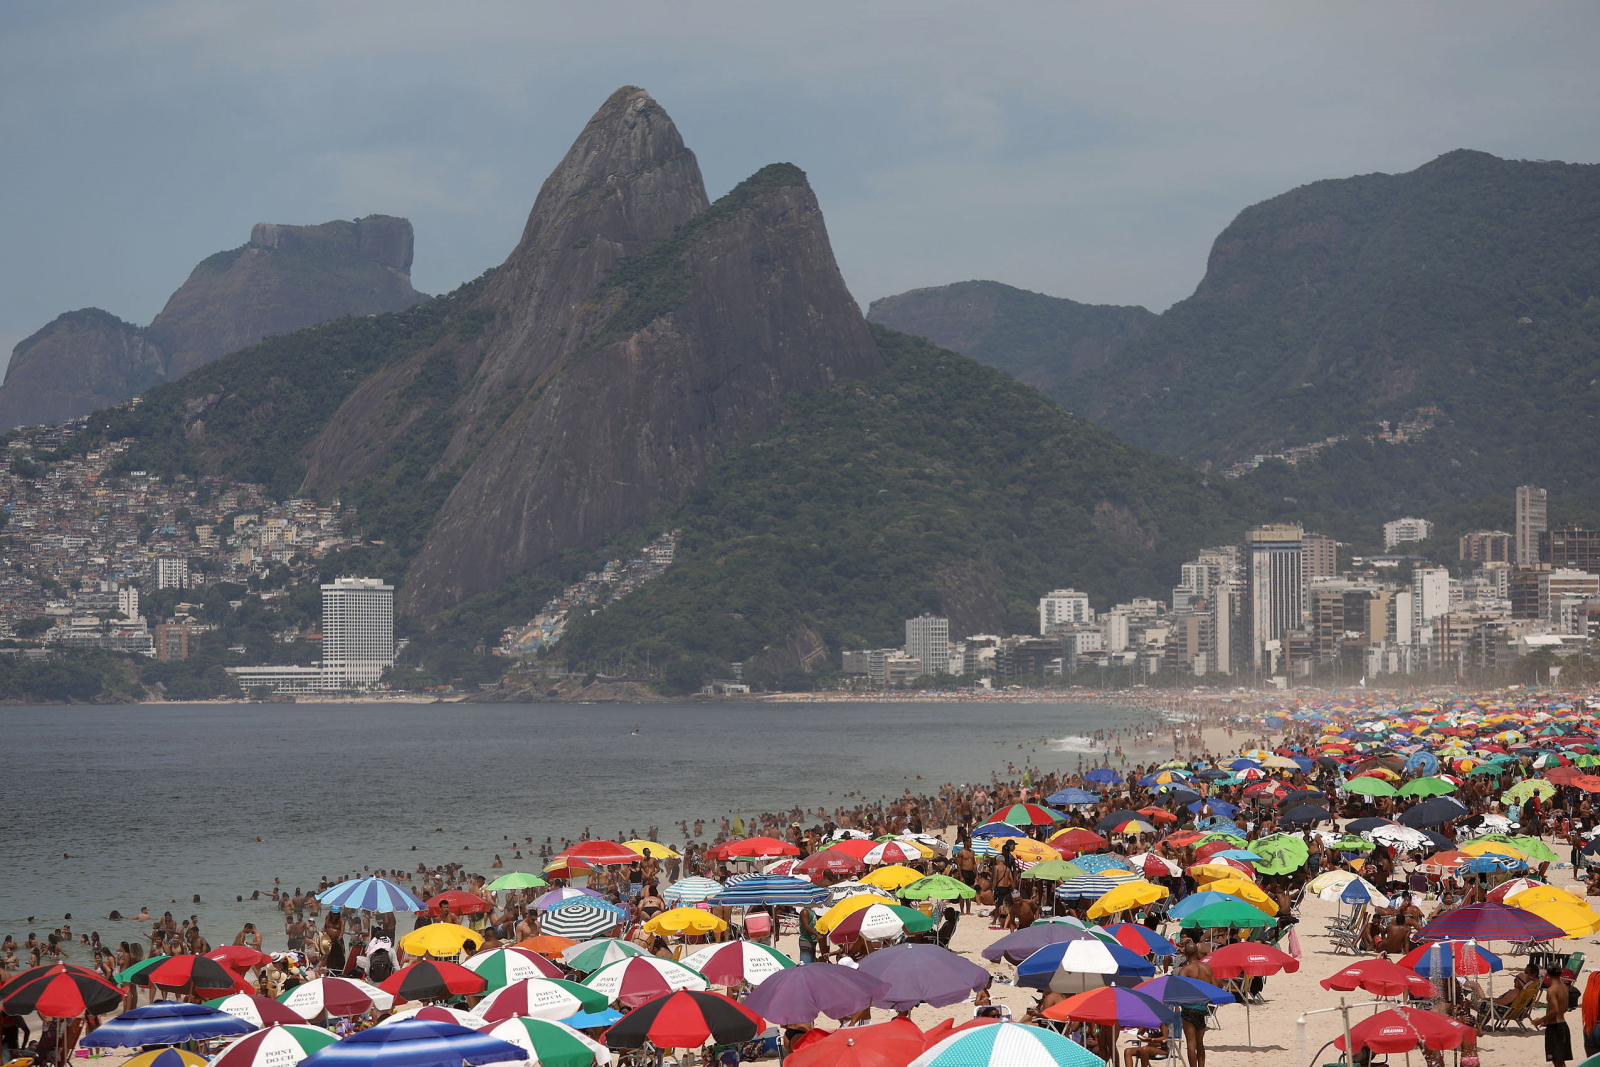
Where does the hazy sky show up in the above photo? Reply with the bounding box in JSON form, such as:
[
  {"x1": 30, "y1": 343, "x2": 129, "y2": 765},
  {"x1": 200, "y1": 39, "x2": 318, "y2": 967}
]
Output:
[{"x1": 4, "y1": 2, "x2": 1599, "y2": 368}]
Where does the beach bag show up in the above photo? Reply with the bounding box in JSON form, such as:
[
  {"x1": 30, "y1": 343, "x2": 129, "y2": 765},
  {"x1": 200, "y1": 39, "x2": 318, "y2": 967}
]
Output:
[{"x1": 1287, "y1": 925, "x2": 1302, "y2": 960}]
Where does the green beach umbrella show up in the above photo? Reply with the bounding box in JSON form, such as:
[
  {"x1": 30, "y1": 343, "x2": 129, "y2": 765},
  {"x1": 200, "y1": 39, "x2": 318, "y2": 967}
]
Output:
[
  {"x1": 1505, "y1": 836, "x2": 1560, "y2": 863},
  {"x1": 1331, "y1": 835, "x2": 1375, "y2": 852},
  {"x1": 114, "y1": 955, "x2": 171, "y2": 984},
  {"x1": 1344, "y1": 776, "x2": 1398, "y2": 797},
  {"x1": 560, "y1": 937, "x2": 648, "y2": 974},
  {"x1": 1178, "y1": 899, "x2": 1276, "y2": 929},
  {"x1": 1502, "y1": 780, "x2": 1556, "y2": 804},
  {"x1": 1195, "y1": 832, "x2": 1248, "y2": 848},
  {"x1": 899, "y1": 874, "x2": 976, "y2": 900},
  {"x1": 1250, "y1": 834, "x2": 1310, "y2": 876},
  {"x1": 478, "y1": 1017, "x2": 609, "y2": 1067},
  {"x1": 487, "y1": 872, "x2": 549, "y2": 891},
  {"x1": 1399, "y1": 778, "x2": 1457, "y2": 798},
  {"x1": 1021, "y1": 859, "x2": 1089, "y2": 881}
]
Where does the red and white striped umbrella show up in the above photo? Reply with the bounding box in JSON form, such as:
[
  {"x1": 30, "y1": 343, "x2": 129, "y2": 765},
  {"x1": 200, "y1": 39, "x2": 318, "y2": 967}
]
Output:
[
  {"x1": 582, "y1": 957, "x2": 709, "y2": 1008},
  {"x1": 276, "y1": 977, "x2": 394, "y2": 1019}
]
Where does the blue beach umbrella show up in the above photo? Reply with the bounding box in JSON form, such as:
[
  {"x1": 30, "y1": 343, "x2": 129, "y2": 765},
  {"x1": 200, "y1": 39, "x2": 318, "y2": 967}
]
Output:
[
  {"x1": 1056, "y1": 876, "x2": 1124, "y2": 899},
  {"x1": 1048, "y1": 788, "x2": 1100, "y2": 806},
  {"x1": 81, "y1": 1002, "x2": 255, "y2": 1048},
  {"x1": 296, "y1": 1020, "x2": 524, "y2": 1067},
  {"x1": 317, "y1": 878, "x2": 426, "y2": 913},
  {"x1": 1084, "y1": 768, "x2": 1123, "y2": 784},
  {"x1": 970, "y1": 822, "x2": 1027, "y2": 840},
  {"x1": 1015, "y1": 938, "x2": 1155, "y2": 993},
  {"x1": 707, "y1": 875, "x2": 827, "y2": 907},
  {"x1": 1167, "y1": 892, "x2": 1244, "y2": 921},
  {"x1": 1135, "y1": 974, "x2": 1236, "y2": 1007}
]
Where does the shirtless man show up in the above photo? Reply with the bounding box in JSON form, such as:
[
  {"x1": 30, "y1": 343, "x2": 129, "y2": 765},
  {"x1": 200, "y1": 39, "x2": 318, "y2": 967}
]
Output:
[
  {"x1": 1176, "y1": 940, "x2": 1214, "y2": 1067},
  {"x1": 1536, "y1": 967, "x2": 1574, "y2": 1067}
]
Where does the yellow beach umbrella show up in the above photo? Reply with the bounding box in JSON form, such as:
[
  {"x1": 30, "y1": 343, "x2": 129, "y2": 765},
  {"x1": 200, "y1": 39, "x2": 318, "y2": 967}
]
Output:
[
  {"x1": 124, "y1": 1052, "x2": 207, "y2": 1067},
  {"x1": 643, "y1": 907, "x2": 729, "y2": 936},
  {"x1": 1507, "y1": 885, "x2": 1586, "y2": 908},
  {"x1": 861, "y1": 865, "x2": 925, "y2": 891},
  {"x1": 1514, "y1": 901, "x2": 1600, "y2": 938},
  {"x1": 1190, "y1": 863, "x2": 1256, "y2": 884},
  {"x1": 622, "y1": 840, "x2": 682, "y2": 859},
  {"x1": 1459, "y1": 840, "x2": 1527, "y2": 860},
  {"x1": 1086, "y1": 880, "x2": 1170, "y2": 920},
  {"x1": 815, "y1": 894, "x2": 900, "y2": 933},
  {"x1": 1003, "y1": 839, "x2": 1060, "y2": 864},
  {"x1": 1203, "y1": 879, "x2": 1279, "y2": 915},
  {"x1": 400, "y1": 921, "x2": 482, "y2": 958}
]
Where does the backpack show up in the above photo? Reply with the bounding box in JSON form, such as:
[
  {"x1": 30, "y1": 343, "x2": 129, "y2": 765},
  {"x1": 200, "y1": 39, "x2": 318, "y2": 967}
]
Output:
[{"x1": 367, "y1": 947, "x2": 394, "y2": 983}]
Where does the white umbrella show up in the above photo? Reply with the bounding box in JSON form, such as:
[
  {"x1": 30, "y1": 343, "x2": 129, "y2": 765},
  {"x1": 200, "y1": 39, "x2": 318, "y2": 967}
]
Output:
[{"x1": 1365, "y1": 825, "x2": 1431, "y2": 849}]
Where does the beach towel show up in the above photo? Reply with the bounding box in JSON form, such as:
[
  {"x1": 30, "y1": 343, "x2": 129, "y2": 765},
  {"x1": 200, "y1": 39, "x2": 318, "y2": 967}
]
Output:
[{"x1": 1287, "y1": 925, "x2": 1303, "y2": 959}]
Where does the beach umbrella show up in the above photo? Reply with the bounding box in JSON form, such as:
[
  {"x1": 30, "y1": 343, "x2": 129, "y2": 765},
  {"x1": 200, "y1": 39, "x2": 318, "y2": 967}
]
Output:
[
  {"x1": 714, "y1": 835, "x2": 800, "y2": 859},
  {"x1": 1399, "y1": 777, "x2": 1458, "y2": 798},
  {"x1": 823, "y1": 902, "x2": 934, "y2": 944},
  {"x1": 1417, "y1": 902, "x2": 1566, "y2": 943},
  {"x1": 1086, "y1": 880, "x2": 1169, "y2": 919},
  {"x1": 0, "y1": 962, "x2": 125, "y2": 1017},
  {"x1": 122, "y1": 1050, "x2": 206, "y2": 1067},
  {"x1": 1486, "y1": 877, "x2": 1550, "y2": 904},
  {"x1": 1021, "y1": 859, "x2": 1089, "y2": 881},
  {"x1": 317, "y1": 877, "x2": 426, "y2": 913},
  {"x1": 1503, "y1": 779, "x2": 1557, "y2": 803},
  {"x1": 981, "y1": 924, "x2": 1098, "y2": 963},
  {"x1": 1279, "y1": 804, "x2": 1333, "y2": 825},
  {"x1": 203, "y1": 992, "x2": 309, "y2": 1027},
  {"x1": 679, "y1": 942, "x2": 794, "y2": 987},
  {"x1": 605, "y1": 990, "x2": 763, "y2": 1050},
  {"x1": 1333, "y1": 1008, "x2": 1473, "y2": 1055},
  {"x1": 556, "y1": 841, "x2": 641, "y2": 866},
  {"x1": 296, "y1": 1019, "x2": 525, "y2": 1067},
  {"x1": 1319, "y1": 877, "x2": 1385, "y2": 904},
  {"x1": 477, "y1": 1018, "x2": 609, "y2": 1067},
  {"x1": 1500, "y1": 835, "x2": 1560, "y2": 863},
  {"x1": 1134, "y1": 975, "x2": 1235, "y2": 1008},
  {"x1": 1249, "y1": 834, "x2": 1310, "y2": 875},
  {"x1": 1125, "y1": 852, "x2": 1182, "y2": 878},
  {"x1": 381, "y1": 1007, "x2": 491, "y2": 1028},
  {"x1": 1506, "y1": 898, "x2": 1600, "y2": 938},
  {"x1": 425, "y1": 890, "x2": 494, "y2": 917},
  {"x1": 786, "y1": 1017, "x2": 925, "y2": 1067},
  {"x1": 582, "y1": 957, "x2": 708, "y2": 1008},
  {"x1": 642, "y1": 907, "x2": 729, "y2": 937},
  {"x1": 561, "y1": 939, "x2": 647, "y2": 974},
  {"x1": 970, "y1": 821, "x2": 1027, "y2": 841},
  {"x1": 795, "y1": 849, "x2": 868, "y2": 877},
  {"x1": 986, "y1": 803, "x2": 1068, "y2": 826},
  {"x1": 1321, "y1": 958, "x2": 1435, "y2": 998},
  {"x1": 486, "y1": 872, "x2": 549, "y2": 891},
  {"x1": 464, "y1": 947, "x2": 563, "y2": 988},
  {"x1": 517, "y1": 935, "x2": 579, "y2": 958},
  {"x1": 1048, "y1": 828, "x2": 1110, "y2": 851},
  {"x1": 1397, "y1": 797, "x2": 1469, "y2": 827},
  {"x1": 621, "y1": 839, "x2": 680, "y2": 859},
  {"x1": 910, "y1": 1021, "x2": 1102, "y2": 1067},
  {"x1": 848, "y1": 838, "x2": 932, "y2": 864},
  {"x1": 1044, "y1": 986, "x2": 1178, "y2": 1029},
  {"x1": 974, "y1": 838, "x2": 1059, "y2": 863},
  {"x1": 707, "y1": 875, "x2": 827, "y2": 906},
  {"x1": 1398, "y1": 941, "x2": 1502, "y2": 977},
  {"x1": 1366, "y1": 825, "x2": 1432, "y2": 849},
  {"x1": 278, "y1": 977, "x2": 394, "y2": 1019},
  {"x1": 1203, "y1": 943, "x2": 1297, "y2": 1046},
  {"x1": 379, "y1": 960, "x2": 487, "y2": 1002},
  {"x1": 81, "y1": 1001, "x2": 255, "y2": 1047},
  {"x1": 534, "y1": 888, "x2": 605, "y2": 911},
  {"x1": 1177, "y1": 899, "x2": 1276, "y2": 929},
  {"x1": 899, "y1": 874, "x2": 976, "y2": 900},
  {"x1": 861, "y1": 865, "x2": 926, "y2": 891},
  {"x1": 1084, "y1": 768, "x2": 1122, "y2": 783},
  {"x1": 400, "y1": 922, "x2": 483, "y2": 958},
  {"x1": 1103, "y1": 924, "x2": 1178, "y2": 957},
  {"x1": 1344, "y1": 776, "x2": 1398, "y2": 797},
  {"x1": 1015, "y1": 938, "x2": 1155, "y2": 994},
  {"x1": 207, "y1": 1023, "x2": 341, "y2": 1067},
  {"x1": 121, "y1": 953, "x2": 247, "y2": 992},
  {"x1": 855, "y1": 943, "x2": 991, "y2": 1010},
  {"x1": 661, "y1": 877, "x2": 723, "y2": 904},
  {"x1": 541, "y1": 901, "x2": 626, "y2": 939},
  {"x1": 207, "y1": 946, "x2": 274, "y2": 974},
  {"x1": 477, "y1": 977, "x2": 609, "y2": 1022},
  {"x1": 740, "y1": 962, "x2": 888, "y2": 1025},
  {"x1": 1056, "y1": 875, "x2": 1128, "y2": 900},
  {"x1": 1198, "y1": 878, "x2": 1278, "y2": 913},
  {"x1": 1047, "y1": 788, "x2": 1100, "y2": 806},
  {"x1": 1072, "y1": 854, "x2": 1134, "y2": 874}
]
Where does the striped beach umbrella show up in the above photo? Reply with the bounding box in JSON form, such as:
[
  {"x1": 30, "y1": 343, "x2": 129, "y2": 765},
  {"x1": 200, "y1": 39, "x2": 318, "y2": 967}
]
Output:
[
  {"x1": 477, "y1": 1018, "x2": 610, "y2": 1067},
  {"x1": 0, "y1": 963, "x2": 125, "y2": 1017},
  {"x1": 821, "y1": 903, "x2": 933, "y2": 945},
  {"x1": 909, "y1": 1021, "x2": 1101, "y2": 1067},
  {"x1": 707, "y1": 875, "x2": 827, "y2": 907},
  {"x1": 378, "y1": 960, "x2": 487, "y2": 1002},
  {"x1": 208, "y1": 1024, "x2": 338, "y2": 1067},
  {"x1": 1417, "y1": 902, "x2": 1566, "y2": 943},
  {"x1": 121, "y1": 1051, "x2": 206, "y2": 1067},
  {"x1": 679, "y1": 942, "x2": 795, "y2": 987},
  {"x1": 1015, "y1": 938, "x2": 1155, "y2": 994},
  {"x1": 560, "y1": 938, "x2": 648, "y2": 974},
  {"x1": 662, "y1": 877, "x2": 723, "y2": 904},
  {"x1": 81, "y1": 1002, "x2": 255, "y2": 1048},
  {"x1": 316, "y1": 877, "x2": 426, "y2": 913},
  {"x1": 476, "y1": 978, "x2": 610, "y2": 1022},
  {"x1": 379, "y1": 1006, "x2": 491, "y2": 1029},
  {"x1": 294, "y1": 1020, "x2": 525, "y2": 1067},
  {"x1": 541, "y1": 901, "x2": 626, "y2": 939},
  {"x1": 604, "y1": 991, "x2": 763, "y2": 1050},
  {"x1": 464, "y1": 948, "x2": 562, "y2": 989},
  {"x1": 1056, "y1": 875, "x2": 1125, "y2": 899},
  {"x1": 985, "y1": 804, "x2": 1069, "y2": 826},
  {"x1": 277, "y1": 977, "x2": 395, "y2": 1019},
  {"x1": 582, "y1": 957, "x2": 708, "y2": 1008},
  {"x1": 203, "y1": 993, "x2": 308, "y2": 1027}
]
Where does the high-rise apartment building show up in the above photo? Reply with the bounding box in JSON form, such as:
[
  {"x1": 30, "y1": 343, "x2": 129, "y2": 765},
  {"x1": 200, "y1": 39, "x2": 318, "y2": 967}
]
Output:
[
  {"x1": 1459, "y1": 530, "x2": 1513, "y2": 564},
  {"x1": 1540, "y1": 526, "x2": 1600, "y2": 574},
  {"x1": 1516, "y1": 485, "x2": 1547, "y2": 566},
  {"x1": 117, "y1": 584, "x2": 140, "y2": 621},
  {"x1": 321, "y1": 577, "x2": 395, "y2": 687},
  {"x1": 1302, "y1": 533, "x2": 1338, "y2": 579},
  {"x1": 1410, "y1": 567, "x2": 1451, "y2": 638},
  {"x1": 1038, "y1": 589, "x2": 1093, "y2": 634},
  {"x1": 156, "y1": 557, "x2": 189, "y2": 590},
  {"x1": 905, "y1": 615, "x2": 950, "y2": 677},
  {"x1": 1244, "y1": 525, "x2": 1305, "y2": 671},
  {"x1": 1382, "y1": 518, "x2": 1433, "y2": 550}
]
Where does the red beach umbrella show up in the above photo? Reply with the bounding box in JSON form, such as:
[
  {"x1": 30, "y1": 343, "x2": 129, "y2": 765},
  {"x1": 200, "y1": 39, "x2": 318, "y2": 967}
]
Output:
[
  {"x1": 604, "y1": 990, "x2": 764, "y2": 1049},
  {"x1": 207, "y1": 946, "x2": 273, "y2": 973},
  {"x1": 556, "y1": 841, "x2": 640, "y2": 866},
  {"x1": 1203, "y1": 943, "x2": 1298, "y2": 978},
  {"x1": 715, "y1": 836, "x2": 801, "y2": 859},
  {"x1": 1334, "y1": 1007, "x2": 1473, "y2": 1054},
  {"x1": 785, "y1": 1017, "x2": 926, "y2": 1067},
  {"x1": 1320, "y1": 958, "x2": 1435, "y2": 998},
  {"x1": 1049, "y1": 828, "x2": 1110, "y2": 851},
  {"x1": 378, "y1": 960, "x2": 487, "y2": 1001},
  {"x1": 425, "y1": 890, "x2": 494, "y2": 916},
  {"x1": 795, "y1": 850, "x2": 867, "y2": 877},
  {"x1": 0, "y1": 963, "x2": 124, "y2": 1017}
]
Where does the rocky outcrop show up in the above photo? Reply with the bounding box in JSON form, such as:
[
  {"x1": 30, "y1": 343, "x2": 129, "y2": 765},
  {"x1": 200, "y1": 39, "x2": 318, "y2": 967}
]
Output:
[
  {"x1": 866, "y1": 280, "x2": 1153, "y2": 400},
  {"x1": 300, "y1": 88, "x2": 885, "y2": 616},
  {"x1": 0, "y1": 310, "x2": 165, "y2": 429},
  {"x1": 0, "y1": 216, "x2": 426, "y2": 431}
]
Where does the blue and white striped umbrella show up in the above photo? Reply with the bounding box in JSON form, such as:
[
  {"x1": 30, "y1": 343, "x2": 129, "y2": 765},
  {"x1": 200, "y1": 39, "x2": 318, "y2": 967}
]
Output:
[
  {"x1": 541, "y1": 901, "x2": 626, "y2": 939},
  {"x1": 81, "y1": 1002, "x2": 254, "y2": 1047},
  {"x1": 910, "y1": 1021, "x2": 1101, "y2": 1067},
  {"x1": 662, "y1": 877, "x2": 723, "y2": 904},
  {"x1": 707, "y1": 875, "x2": 827, "y2": 906},
  {"x1": 317, "y1": 877, "x2": 426, "y2": 913},
  {"x1": 1072, "y1": 854, "x2": 1133, "y2": 874},
  {"x1": 1056, "y1": 876, "x2": 1124, "y2": 899}
]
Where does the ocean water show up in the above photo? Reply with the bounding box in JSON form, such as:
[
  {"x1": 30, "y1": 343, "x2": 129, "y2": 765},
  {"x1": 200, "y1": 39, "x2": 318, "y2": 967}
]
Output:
[{"x1": 0, "y1": 700, "x2": 1152, "y2": 950}]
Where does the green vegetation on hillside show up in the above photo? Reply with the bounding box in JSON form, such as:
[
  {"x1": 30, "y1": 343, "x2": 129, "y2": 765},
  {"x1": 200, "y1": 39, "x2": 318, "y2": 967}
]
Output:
[{"x1": 549, "y1": 327, "x2": 1259, "y2": 689}]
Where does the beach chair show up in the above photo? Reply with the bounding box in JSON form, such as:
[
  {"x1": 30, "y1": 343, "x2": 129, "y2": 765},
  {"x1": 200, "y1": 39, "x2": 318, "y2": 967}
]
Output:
[{"x1": 1478, "y1": 982, "x2": 1539, "y2": 1032}]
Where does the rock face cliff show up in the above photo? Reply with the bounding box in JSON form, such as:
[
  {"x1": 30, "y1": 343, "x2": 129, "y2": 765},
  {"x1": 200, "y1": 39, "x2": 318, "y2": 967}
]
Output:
[
  {"x1": 299, "y1": 88, "x2": 884, "y2": 615},
  {"x1": 0, "y1": 216, "x2": 425, "y2": 430},
  {"x1": 866, "y1": 280, "x2": 1153, "y2": 400}
]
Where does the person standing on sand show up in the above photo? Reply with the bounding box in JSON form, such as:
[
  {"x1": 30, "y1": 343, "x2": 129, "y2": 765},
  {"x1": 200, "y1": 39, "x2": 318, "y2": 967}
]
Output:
[
  {"x1": 1537, "y1": 967, "x2": 1575, "y2": 1067},
  {"x1": 1176, "y1": 940, "x2": 1214, "y2": 1067}
]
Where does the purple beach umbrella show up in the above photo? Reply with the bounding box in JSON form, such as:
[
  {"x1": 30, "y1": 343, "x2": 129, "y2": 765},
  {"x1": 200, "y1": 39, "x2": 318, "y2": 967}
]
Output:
[
  {"x1": 854, "y1": 944, "x2": 991, "y2": 1011},
  {"x1": 981, "y1": 924, "x2": 1098, "y2": 963},
  {"x1": 740, "y1": 963, "x2": 890, "y2": 1025}
]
